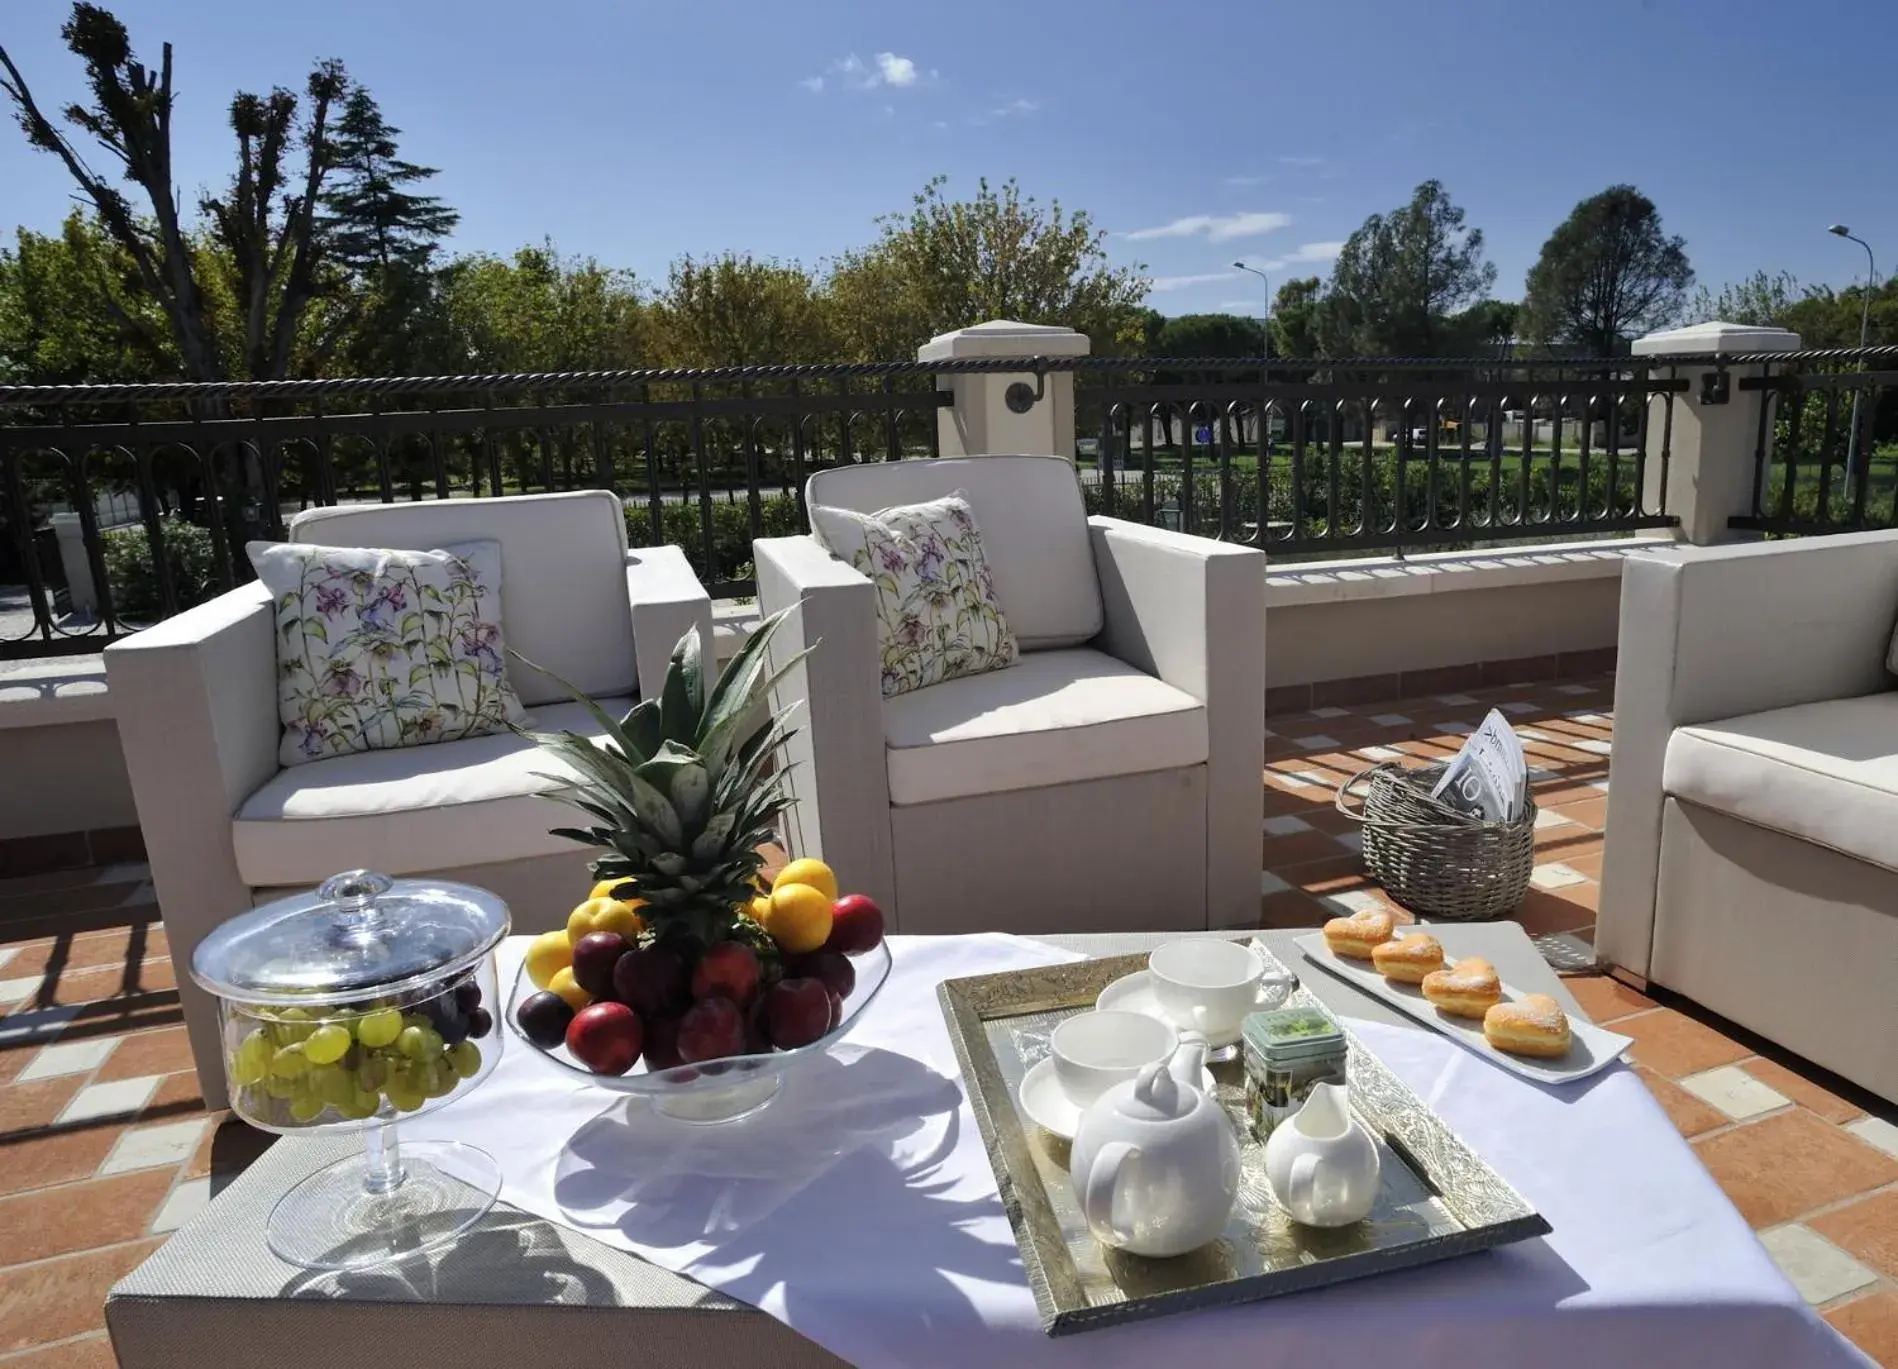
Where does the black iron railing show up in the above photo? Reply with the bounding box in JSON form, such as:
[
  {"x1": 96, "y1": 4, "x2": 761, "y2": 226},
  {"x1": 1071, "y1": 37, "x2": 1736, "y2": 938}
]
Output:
[
  {"x1": 1727, "y1": 346, "x2": 1898, "y2": 536},
  {"x1": 1, "y1": 354, "x2": 1693, "y2": 659},
  {"x1": 1074, "y1": 355, "x2": 1687, "y2": 557}
]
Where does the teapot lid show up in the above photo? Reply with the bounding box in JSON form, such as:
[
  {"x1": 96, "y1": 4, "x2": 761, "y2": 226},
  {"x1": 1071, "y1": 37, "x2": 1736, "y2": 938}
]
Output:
[{"x1": 1119, "y1": 1060, "x2": 1197, "y2": 1122}]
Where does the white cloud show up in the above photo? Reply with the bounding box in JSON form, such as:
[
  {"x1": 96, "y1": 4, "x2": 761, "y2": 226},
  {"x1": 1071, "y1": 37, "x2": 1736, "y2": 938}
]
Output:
[
  {"x1": 1125, "y1": 211, "x2": 1292, "y2": 243},
  {"x1": 1278, "y1": 155, "x2": 1325, "y2": 167},
  {"x1": 875, "y1": 52, "x2": 917, "y2": 87},
  {"x1": 992, "y1": 97, "x2": 1039, "y2": 117},
  {"x1": 1234, "y1": 241, "x2": 1345, "y2": 273},
  {"x1": 806, "y1": 52, "x2": 927, "y2": 92},
  {"x1": 1223, "y1": 174, "x2": 1268, "y2": 187},
  {"x1": 1149, "y1": 272, "x2": 1236, "y2": 292},
  {"x1": 930, "y1": 119, "x2": 950, "y2": 131},
  {"x1": 1221, "y1": 299, "x2": 1265, "y2": 314}
]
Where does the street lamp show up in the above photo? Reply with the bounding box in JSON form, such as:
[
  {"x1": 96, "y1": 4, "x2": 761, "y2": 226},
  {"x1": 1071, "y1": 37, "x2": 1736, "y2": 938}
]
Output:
[
  {"x1": 1233, "y1": 262, "x2": 1270, "y2": 360},
  {"x1": 1828, "y1": 224, "x2": 1876, "y2": 490}
]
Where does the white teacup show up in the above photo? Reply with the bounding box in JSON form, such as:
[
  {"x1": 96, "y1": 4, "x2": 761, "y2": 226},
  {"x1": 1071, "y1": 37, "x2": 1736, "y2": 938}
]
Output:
[
  {"x1": 1050, "y1": 1010, "x2": 1179, "y2": 1107},
  {"x1": 1148, "y1": 939, "x2": 1280, "y2": 1036}
]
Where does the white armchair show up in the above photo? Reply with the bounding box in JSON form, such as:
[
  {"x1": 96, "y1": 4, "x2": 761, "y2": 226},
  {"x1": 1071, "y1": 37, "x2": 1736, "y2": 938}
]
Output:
[
  {"x1": 104, "y1": 490, "x2": 712, "y2": 1106},
  {"x1": 756, "y1": 456, "x2": 1266, "y2": 936}
]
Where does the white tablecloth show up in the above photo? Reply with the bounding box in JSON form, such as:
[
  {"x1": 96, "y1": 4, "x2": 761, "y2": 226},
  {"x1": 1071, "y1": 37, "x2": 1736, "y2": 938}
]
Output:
[{"x1": 416, "y1": 934, "x2": 1864, "y2": 1369}]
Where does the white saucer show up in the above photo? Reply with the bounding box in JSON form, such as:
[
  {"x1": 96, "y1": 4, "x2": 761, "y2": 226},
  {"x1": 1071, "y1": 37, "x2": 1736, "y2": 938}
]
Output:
[
  {"x1": 1016, "y1": 1056, "x2": 1217, "y2": 1142},
  {"x1": 1094, "y1": 969, "x2": 1292, "y2": 1050}
]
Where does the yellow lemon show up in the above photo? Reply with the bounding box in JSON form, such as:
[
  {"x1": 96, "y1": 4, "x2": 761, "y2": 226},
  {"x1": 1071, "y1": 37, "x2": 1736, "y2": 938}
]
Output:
[
  {"x1": 592, "y1": 899, "x2": 645, "y2": 940},
  {"x1": 765, "y1": 882, "x2": 834, "y2": 955},
  {"x1": 547, "y1": 966, "x2": 591, "y2": 1011},
  {"x1": 746, "y1": 894, "x2": 773, "y2": 927},
  {"x1": 523, "y1": 930, "x2": 573, "y2": 990},
  {"x1": 566, "y1": 897, "x2": 613, "y2": 942},
  {"x1": 589, "y1": 877, "x2": 636, "y2": 903},
  {"x1": 773, "y1": 857, "x2": 838, "y2": 903}
]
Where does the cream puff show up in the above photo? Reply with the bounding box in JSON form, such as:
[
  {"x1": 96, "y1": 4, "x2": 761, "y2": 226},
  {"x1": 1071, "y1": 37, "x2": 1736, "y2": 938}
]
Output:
[
  {"x1": 1371, "y1": 931, "x2": 1444, "y2": 984},
  {"x1": 1322, "y1": 907, "x2": 1395, "y2": 959},
  {"x1": 1484, "y1": 994, "x2": 1573, "y2": 1058},
  {"x1": 1421, "y1": 956, "x2": 1503, "y2": 1019}
]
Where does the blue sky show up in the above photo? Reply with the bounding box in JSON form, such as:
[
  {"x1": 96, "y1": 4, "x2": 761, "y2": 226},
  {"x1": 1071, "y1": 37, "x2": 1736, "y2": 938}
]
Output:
[{"x1": 4, "y1": 0, "x2": 1892, "y2": 327}]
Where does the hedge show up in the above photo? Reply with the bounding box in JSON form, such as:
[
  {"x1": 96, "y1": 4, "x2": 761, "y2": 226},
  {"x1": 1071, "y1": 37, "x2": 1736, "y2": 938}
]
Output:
[{"x1": 100, "y1": 518, "x2": 222, "y2": 622}]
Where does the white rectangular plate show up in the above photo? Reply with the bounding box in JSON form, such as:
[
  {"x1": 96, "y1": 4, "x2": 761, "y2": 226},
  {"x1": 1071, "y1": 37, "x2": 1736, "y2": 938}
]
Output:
[{"x1": 1292, "y1": 932, "x2": 1633, "y2": 1085}]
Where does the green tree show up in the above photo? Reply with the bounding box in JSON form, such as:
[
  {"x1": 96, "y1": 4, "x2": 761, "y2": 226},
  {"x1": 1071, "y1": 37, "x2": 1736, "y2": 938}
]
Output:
[
  {"x1": 1, "y1": 3, "x2": 353, "y2": 381},
  {"x1": 0, "y1": 212, "x2": 174, "y2": 383},
  {"x1": 1268, "y1": 276, "x2": 1324, "y2": 357},
  {"x1": 825, "y1": 176, "x2": 1150, "y2": 359},
  {"x1": 1151, "y1": 313, "x2": 1261, "y2": 358},
  {"x1": 439, "y1": 243, "x2": 643, "y2": 372},
  {"x1": 1325, "y1": 180, "x2": 1495, "y2": 355},
  {"x1": 1521, "y1": 186, "x2": 1691, "y2": 355},
  {"x1": 320, "y1": 88, "x2": 456, "y2": 274},
  {"x1": 1685, "y1": 270, "x2": 1802, "y2": 327},
  {"x1": 652, "y1": 254, "x2": 833, "y2": 366},
  {"x1": 1449, "y1": 298, "x2": 1520, "y2": 356}
]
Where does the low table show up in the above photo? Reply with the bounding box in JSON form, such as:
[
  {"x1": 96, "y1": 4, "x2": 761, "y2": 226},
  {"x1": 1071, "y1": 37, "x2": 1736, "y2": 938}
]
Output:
[{"x1": 103, "y1": 927, "x2": 1832, "y2": 1369}]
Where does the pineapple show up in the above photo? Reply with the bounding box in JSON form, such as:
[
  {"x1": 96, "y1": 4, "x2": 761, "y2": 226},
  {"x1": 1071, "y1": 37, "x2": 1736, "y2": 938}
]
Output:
[{"x1": 525, "y1": 608, "x2": 809, "y2": 949}]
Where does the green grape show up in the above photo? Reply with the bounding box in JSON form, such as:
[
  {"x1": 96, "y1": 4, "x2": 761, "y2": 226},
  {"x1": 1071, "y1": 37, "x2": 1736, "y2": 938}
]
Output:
[
  {"x1": 313, "y1": 1064, "x2": 356, "y2": 1106},
  {"x1": 397, "y1": 1025, "x2": 443, "y2": 1062},
  {"x1": 269, "y1": 1041, "x2": 310, "y2": 1079},
  {"x1": 272, "y1": 1007, "x2": 315, "y2": 1046},
  {"x1": 448, "y1": 1041, "x2": 481, "y2": 1080},
  {"x1": 288, "y1": 1090, "x2": 327, "y2": 1123},
  {"x1": 356, "y1": 1008, "x2": 403, "y2": 1049},
  {"x1": 305, "y1": 1024, "x2": 352, "y2": 1066},
  {"x1": 384, "y1": 1083, "x2": 426, "y2": 1113},
  {"x1": 421, "y1": 1059, "x2": 455, "y2": 1099},
  {"x1": 231, "y1": 1029, "x2": 274, "y2": 1086},
  {"x1": 263, "y1": 1073, "x2": 297, "y2": 1100},
  {"x1": 356, "y1": 1055, "x2": 390, "y2": 1092},
  {"x1": 337, "y1": 1089, "x2": 381, "y2": 1121}
]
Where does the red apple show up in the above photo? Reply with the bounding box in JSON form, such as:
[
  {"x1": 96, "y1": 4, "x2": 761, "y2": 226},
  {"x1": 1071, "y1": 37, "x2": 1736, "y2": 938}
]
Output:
[
  {"x1": 565, "y1": 1001, "x2": 643, "y2": 1076},
  {"x1": 792, "y1": 949, "x2": 855, "y2": 1000},
  {"x1": 825, "y1": 894, "x2": 885, "y2": 956},
  {"x1": 643, "y1": 1016, "x2": 684, "y2": 1072},
  {"x1": 613, "y1": 945, "x2": 688, "y2": 1019},
  {"x1": 691, "y1": 941, "x2": 762, "y2": 1004},
  {"x1": 744, "y1": 996, "x2": 772, "y2": 1056},
  {"x1": 571, "y1": 931, "x2": 630, "y2": 999},
  {"x1": 677, "y1": 997, "x2": 747, "y2": 1063},
  {"x1": 763, "y1": 977, "x2": 834, "y2": 1050}
]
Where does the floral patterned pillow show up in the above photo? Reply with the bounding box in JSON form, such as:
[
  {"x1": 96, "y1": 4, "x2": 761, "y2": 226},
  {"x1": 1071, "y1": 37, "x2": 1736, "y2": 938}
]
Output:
[
  {"x1": 247, "y1": 539, "x2": 527, "y2": 767},
  {"x1": 809, "y1": 491, "x2": 1019, "y2": 698}
]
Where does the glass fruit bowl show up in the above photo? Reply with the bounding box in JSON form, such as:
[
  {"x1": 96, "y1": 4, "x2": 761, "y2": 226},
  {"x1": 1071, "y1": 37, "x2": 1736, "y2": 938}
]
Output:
[
  {"x1": 505, "y1": 939, "x2": 892, "y2": 1124},
  {"x1": 191, "y1": 870, "x2": 509, "y2": 1270}
]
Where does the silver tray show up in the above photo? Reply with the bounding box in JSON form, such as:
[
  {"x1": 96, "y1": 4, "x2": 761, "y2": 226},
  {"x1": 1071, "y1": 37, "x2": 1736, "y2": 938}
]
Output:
[{"x1": 938, "y1": 952, "x2": 1550, "y2": 1336}]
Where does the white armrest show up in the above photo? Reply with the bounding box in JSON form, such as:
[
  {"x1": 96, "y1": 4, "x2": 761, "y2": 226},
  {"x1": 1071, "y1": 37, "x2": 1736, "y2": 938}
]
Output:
[
  {"x1": 754, "y1": 535, "x2": 897, "y2": 919},
  {"x1": 1088, "y1": 517, "x2": 1267, "y2": 927},
  {"x1": 625, "y1": 544, "x2": 715, "y2": 698},
  {"x1": 1599, "y1": 531, "x2": 1898, "y2": 975},
  {"x1": 104, "y1": 580, "x2": 281, "y2": 1108}
]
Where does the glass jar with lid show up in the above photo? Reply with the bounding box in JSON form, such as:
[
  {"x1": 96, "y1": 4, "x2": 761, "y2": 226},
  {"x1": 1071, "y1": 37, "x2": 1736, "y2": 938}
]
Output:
[
  {"x1": 1241, "y1": 1004, "x2": 1348, "y2": 1141},
  {"x1": 190, "y1": 870, "x2": 510, "y2": 1269}
]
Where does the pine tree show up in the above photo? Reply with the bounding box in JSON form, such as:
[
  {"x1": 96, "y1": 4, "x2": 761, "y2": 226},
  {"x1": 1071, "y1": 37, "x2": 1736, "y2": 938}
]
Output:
[{"x1": 320, "y1": 88, "x2": 457, "y2": 274}]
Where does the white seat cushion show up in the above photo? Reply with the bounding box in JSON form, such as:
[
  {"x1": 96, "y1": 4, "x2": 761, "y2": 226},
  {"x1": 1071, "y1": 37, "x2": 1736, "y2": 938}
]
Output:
[
  {"x1": 291, "y1": 491, "x2": 634, "y2": 708},
  {"x1": 882, "y1": 648, "x2": 1206, "y2": 806},
  {"x1": 1663, "y1": 693, "x2": 1898, "y2": 873},
  {"x1": 808, "y1": 456, "x2": 1103, "y2": 650},
  {"x1": 233, "y1": 698, "x2": 629, "y2": 886}
]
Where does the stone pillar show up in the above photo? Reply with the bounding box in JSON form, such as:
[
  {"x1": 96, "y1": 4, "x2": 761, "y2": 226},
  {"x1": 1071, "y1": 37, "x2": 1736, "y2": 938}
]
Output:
[
  {"x1": 49, "y1": 512, "x2": 98, "y2": 614},
  {"x1": 1631, "y1": 320, "x2": 1800, "y2": 545},
  {"x1": 916, "y1": 320, "x2": 1090, "y2": 459}
]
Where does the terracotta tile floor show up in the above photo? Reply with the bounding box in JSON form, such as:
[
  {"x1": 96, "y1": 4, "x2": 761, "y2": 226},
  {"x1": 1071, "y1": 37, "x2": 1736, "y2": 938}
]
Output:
[{"x1": 0, "y1": 672, "x2": 1894, "y2": 1364}]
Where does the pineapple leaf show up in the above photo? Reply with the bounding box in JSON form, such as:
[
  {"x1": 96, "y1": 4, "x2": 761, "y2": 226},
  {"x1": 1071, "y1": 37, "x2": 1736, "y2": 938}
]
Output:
[
  {"x1": 509, "y1": 650, "x2": 648, "y2": 765},
  {"x1": 550, "y1": 827, "x2": 612, "y2": 847},
  {"x1": 622, "y1": 698, "x2": 663, "y2": 763},
  {"x1": 699, "y1": 643, "x2": 816, "y2": 781},
  {"x1": 621, "y1": 768, "x2": 685, "y2": 847},
  {"x1": 659, "y1": 626, "x2": 703, "y2": 746},
  {"x1": 691, "y1": 813, "x2": 737, "y2": 862},
  {"x1": 697, "y1": 607, "x2": 800, "y2": 765},
  {"x1": 635, "y1": 742, "x2": 712, "y2": 830}
]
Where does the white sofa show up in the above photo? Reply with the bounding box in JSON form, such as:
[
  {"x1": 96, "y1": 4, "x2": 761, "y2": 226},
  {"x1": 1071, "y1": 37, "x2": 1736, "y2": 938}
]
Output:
[
  {"x1": 755, "y1": 455, "x2": 1267, "y2": 935},
  {"x1": 1598, "y1": 530, "x2": 1898, "y2": 1102},
  {"x1": 105, "y1": 491, "x2": 712, "y2": 1107}
]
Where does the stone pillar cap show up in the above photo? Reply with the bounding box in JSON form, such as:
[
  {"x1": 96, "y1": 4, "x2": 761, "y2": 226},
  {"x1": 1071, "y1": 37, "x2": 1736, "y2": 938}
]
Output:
[
  {"x1": 917, "y1": 319, "x2": 1092, "y2": 362},
  {"x1": 1631, "y1": 320, "x2": 1802, "y2": 356}
]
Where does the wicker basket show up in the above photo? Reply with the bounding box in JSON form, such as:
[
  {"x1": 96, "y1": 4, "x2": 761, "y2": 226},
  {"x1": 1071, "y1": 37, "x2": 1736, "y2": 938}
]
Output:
[{"x1": 1334, "y1": 761, "x2": 1536, "y2": 921}]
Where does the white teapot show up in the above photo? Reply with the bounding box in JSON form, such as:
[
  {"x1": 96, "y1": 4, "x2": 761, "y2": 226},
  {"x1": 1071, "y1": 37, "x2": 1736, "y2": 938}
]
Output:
[
  {"x1": 1070, "y1": 1037, "x2": 1239, "y2": 1258},
  {"x1": 1262, "y1": 1081, "x2": 1381, "y2": 1227}
]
